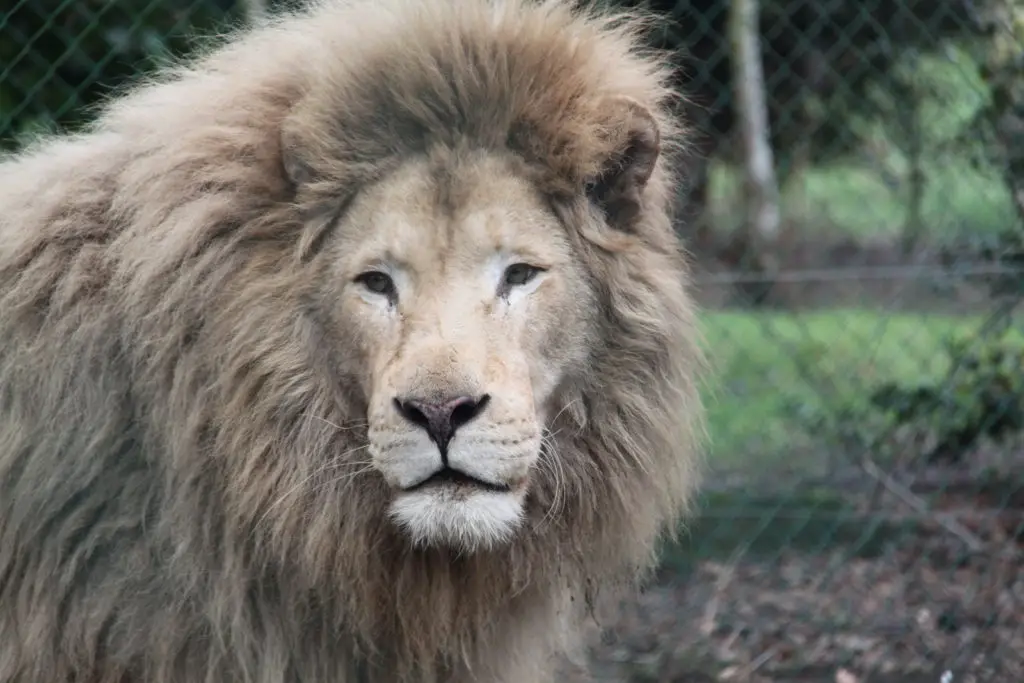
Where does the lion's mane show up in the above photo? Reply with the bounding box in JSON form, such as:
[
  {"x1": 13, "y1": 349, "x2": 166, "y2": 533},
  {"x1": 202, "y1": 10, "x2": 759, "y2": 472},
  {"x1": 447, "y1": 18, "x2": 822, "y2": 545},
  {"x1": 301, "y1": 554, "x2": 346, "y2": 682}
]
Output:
[{"x1": 0, "y1": 1, "x2": 705, "y2": 681}]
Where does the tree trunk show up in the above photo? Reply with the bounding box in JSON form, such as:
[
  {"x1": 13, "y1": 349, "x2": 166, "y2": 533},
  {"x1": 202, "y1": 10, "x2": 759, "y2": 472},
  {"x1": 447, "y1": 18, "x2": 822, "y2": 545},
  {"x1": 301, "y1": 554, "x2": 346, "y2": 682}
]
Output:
[
  {"x1": 729, "y1": 0, "x2": 781, "y2": 246},
  {"x1": 901, "y1": 85, "x2": 926, "y2": 257},
  {"x1": 728, "y1": 0, "x2": 781, "y2": 306}
]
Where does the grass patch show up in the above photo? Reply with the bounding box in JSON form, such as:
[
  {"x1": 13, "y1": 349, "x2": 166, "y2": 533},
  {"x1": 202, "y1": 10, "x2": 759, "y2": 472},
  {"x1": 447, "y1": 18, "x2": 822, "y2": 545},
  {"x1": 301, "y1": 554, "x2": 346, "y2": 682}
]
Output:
[
  {"x1": 698, "y1": 308, "x2": 1018, "y2": 471},
  {"x1": 706, "y1": 160, "x2": 1017, "y2": 243}
]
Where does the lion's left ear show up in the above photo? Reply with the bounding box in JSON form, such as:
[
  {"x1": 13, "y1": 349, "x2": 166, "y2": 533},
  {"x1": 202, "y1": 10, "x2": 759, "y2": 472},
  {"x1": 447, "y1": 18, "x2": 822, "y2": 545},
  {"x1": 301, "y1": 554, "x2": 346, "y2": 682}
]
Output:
[{"x1": 585, "y1": 97, "x2": 661, "y2": 230}]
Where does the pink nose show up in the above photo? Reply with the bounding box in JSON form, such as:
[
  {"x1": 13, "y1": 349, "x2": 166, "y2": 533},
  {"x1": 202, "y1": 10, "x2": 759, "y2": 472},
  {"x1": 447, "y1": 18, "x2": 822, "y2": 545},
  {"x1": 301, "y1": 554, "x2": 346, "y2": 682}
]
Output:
[{"x1": 392, "y1": 394, "x2": 491, "y2": 457}]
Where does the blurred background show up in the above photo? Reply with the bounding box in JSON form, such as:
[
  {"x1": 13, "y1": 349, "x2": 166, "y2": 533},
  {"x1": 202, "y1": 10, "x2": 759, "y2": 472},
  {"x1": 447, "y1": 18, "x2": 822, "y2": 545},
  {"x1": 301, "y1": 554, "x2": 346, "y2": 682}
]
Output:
[{"x1": 1, "y1": 0, "x2": 1021, "y2": 681}]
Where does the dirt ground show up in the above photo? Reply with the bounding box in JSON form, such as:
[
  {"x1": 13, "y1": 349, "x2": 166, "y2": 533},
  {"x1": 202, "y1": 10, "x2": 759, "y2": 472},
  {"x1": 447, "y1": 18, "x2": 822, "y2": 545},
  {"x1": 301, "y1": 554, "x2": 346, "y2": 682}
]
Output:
[{"x1": 561, "y1": 461, "x2": 1024, "y2": 683}]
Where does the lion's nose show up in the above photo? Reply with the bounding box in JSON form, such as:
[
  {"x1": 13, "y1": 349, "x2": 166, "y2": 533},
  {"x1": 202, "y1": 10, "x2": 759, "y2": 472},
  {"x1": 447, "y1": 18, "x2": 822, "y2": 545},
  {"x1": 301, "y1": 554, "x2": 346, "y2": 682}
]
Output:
[{"x1": 392, "y1": 394, "x2": 491, "y2": 458}]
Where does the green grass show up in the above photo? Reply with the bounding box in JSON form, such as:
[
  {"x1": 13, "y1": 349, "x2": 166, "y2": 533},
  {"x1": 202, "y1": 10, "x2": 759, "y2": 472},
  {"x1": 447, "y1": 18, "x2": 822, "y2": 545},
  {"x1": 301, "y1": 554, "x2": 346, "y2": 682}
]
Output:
[
  {"x1": 652, "y1": 307, "x2": 1016, "y2": 568},
  {"x1": 698, "y1": 308, "x2": 1017, "y2": 471},
  {"x1": 706, "y1": 160, "x2": 1018, "y2": 243}
]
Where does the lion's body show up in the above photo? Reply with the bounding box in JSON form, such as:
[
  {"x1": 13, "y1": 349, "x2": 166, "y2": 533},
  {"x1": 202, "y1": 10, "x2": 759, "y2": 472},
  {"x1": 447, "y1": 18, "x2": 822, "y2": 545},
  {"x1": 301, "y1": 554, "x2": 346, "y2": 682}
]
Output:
[{"x1": 0, "y1": 1, "x2": 704, "y2": 681}]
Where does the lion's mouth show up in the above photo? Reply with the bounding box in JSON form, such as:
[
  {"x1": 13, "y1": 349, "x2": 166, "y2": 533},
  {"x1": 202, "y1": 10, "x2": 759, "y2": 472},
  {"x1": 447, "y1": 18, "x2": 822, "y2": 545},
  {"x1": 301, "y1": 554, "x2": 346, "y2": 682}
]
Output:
[{"x1": 403, "y1": 467, "x2": 511, "y2": 494}]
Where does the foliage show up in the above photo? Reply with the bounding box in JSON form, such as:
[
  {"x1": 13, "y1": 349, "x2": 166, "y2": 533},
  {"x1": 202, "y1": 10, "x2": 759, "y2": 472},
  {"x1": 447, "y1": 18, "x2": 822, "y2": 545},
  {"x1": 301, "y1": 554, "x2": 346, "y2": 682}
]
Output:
[
  {"x1": 869, "y1": 328, "x2": 1024, "y2": 461},
  {"x1": 851, "y1": 44, "x2": 994, "y2": 177},
  {"x1": 699, "y1": 309, "x2": 995, "y2": 470},
  {"x1": 711, "y1": 33, "x2": 1016, "y2": 250},
  {"x1": 613, "y1": 0, "x2": 988, "y2": 166},
  {"x1": 971, "y1": 0, "x2": 1024, "y2": 221},
  {"x1": 0, "y1": 0, "x2": 242, "y2": 146},
  {"x1": 969, "y1": 222, "x2": 1024, "y2": 298}
]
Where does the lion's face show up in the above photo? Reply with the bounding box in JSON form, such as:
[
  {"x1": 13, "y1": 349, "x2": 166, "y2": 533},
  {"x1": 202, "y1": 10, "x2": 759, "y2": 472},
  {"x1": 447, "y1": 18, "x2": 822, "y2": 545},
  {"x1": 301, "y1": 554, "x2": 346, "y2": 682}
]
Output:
[{"x1": 322, "y1": 152, "x2": 595, "y2": 551}]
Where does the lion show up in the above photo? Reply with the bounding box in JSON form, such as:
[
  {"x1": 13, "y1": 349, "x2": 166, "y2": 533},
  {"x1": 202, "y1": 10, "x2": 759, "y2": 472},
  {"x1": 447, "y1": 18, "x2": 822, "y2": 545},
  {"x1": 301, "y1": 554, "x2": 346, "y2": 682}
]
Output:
[{"x1": 0, "y1": 0, "x2": 705, "y2": 681}]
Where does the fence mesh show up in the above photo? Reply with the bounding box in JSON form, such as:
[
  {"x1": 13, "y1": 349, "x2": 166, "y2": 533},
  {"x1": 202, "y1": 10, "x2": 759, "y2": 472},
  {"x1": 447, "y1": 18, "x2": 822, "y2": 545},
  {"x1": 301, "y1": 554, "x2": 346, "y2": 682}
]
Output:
[{"x1": 2, "y1": 0, "x2": 1022, "y2": 681}]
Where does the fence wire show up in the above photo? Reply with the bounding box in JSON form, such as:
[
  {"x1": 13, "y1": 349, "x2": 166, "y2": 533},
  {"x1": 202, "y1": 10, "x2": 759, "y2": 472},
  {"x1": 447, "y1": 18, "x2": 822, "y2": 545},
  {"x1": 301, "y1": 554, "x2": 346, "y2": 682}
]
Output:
[{"x1": 2, "y1": 1, "x2": 1022, "y2": 681}]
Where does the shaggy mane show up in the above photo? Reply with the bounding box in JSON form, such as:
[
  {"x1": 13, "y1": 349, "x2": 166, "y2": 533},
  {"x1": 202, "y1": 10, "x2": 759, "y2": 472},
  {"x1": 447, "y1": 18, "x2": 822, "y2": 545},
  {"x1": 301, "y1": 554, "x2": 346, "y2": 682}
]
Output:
[{"x1": 0, "y1": 1, "x2": 705, "y2": 681}]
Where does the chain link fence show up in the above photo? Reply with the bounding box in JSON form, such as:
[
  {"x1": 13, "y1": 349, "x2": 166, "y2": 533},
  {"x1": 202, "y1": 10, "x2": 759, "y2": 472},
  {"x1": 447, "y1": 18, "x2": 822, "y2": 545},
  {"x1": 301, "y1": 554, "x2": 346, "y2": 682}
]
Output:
[{"x1": 2, "y1": 1, "x2": 1022, "y2": 681}]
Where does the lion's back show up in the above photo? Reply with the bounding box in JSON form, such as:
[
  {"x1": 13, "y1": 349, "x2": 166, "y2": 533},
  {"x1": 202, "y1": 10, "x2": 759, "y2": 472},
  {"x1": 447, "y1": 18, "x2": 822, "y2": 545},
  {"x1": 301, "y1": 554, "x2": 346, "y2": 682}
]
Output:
[
  {"x1": 0, "y1": 125, "x2": 160, "y2": 683},
  {"x1": 0, "y1": 9, "x2": 332, "y2": 677}
]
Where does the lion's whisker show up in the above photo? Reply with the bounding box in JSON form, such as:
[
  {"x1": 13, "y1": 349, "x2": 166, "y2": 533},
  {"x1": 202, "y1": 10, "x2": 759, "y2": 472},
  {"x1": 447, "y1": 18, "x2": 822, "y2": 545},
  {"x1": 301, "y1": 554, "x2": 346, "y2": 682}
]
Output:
[
  {"x1": 313, "y1": 465, "x2": 379, "y2": 491},
  {"x1": 305, "y1": 414, "x2": 369, "y2": 433},
  {"x1": 252, "y1": 444, "x2": 374, "y2": 533},
  {"x1": 547, "y1": 398, "x2": 582, "y2": 432},
  {"x1": 535, "y1": 433, "x2": 568, "y2": 532}
]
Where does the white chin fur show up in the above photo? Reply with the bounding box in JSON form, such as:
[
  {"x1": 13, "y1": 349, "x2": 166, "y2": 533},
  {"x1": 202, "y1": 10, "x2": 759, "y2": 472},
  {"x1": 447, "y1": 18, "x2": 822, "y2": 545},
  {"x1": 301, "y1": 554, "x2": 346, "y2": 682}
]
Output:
[{"x1": 388, "y1": 489, "x2": 525, "y2": 552}]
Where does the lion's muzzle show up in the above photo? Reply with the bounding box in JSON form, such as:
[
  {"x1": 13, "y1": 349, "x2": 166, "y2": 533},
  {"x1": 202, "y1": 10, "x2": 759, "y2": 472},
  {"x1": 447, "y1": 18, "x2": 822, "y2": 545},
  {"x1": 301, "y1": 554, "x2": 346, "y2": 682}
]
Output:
[
  {"x1": 390, "y1": 392, "x2": 516, "y2": 492},
  {"x1": 369, "y1": 388, "x2": 541, "y2": 551}
]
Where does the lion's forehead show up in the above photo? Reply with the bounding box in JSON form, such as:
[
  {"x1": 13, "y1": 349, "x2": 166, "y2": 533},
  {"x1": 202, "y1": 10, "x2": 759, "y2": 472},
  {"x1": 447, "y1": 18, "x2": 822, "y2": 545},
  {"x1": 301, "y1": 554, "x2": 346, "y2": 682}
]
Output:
[{"x1": 338, "y1": 154, "x2": 572, "y2": 284}]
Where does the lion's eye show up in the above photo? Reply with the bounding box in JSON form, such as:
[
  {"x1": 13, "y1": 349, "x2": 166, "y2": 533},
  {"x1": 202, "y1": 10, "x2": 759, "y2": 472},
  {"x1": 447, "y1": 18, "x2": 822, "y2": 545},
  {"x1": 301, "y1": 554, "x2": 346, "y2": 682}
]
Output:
[
  {"x1": 354, "y1": 271, "x2": 396, "y2": 298},
  {"x1": 503, "y1": 263, "x2": 542, "y2": 288}
]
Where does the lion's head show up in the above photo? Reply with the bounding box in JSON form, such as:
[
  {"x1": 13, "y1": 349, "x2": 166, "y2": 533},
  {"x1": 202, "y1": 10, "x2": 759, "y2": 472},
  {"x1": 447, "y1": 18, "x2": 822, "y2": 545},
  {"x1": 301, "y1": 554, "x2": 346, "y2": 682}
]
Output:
[
  {"x1": 332, "y1": 153, "x2": 595, "y2": 550},
  {"x1": 198, "y1": 0, "x2": 708, "y2": 574}
]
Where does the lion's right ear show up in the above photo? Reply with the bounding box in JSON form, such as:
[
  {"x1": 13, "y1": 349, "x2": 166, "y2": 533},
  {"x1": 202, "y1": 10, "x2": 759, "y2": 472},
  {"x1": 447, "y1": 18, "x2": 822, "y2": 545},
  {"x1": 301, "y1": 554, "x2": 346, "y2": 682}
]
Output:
[{"x1": 585, "y1": 97, "x2": 661, "y2": 231}]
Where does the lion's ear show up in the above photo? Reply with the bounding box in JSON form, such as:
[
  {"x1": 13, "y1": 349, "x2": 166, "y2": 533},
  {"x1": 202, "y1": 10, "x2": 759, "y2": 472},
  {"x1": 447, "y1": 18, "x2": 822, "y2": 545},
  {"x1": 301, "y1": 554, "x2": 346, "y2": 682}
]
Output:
[{"x1": 585, "y1": 97, "x2": 661, "y2": 230}]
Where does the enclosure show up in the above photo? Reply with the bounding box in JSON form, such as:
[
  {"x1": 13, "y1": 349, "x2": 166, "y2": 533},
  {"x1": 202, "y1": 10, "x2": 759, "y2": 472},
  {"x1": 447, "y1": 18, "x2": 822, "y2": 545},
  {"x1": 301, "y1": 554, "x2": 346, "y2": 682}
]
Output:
[{"x1": 2, "y1": 0, "x2": 1021, "y2": 681}]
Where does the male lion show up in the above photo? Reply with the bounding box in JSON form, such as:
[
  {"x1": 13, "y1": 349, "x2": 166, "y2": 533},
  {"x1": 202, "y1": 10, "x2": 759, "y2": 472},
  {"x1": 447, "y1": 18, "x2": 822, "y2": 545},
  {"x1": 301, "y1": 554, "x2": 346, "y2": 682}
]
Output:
[{"x1": 0, "y1": 0, "x2": 705, "y2": 681}]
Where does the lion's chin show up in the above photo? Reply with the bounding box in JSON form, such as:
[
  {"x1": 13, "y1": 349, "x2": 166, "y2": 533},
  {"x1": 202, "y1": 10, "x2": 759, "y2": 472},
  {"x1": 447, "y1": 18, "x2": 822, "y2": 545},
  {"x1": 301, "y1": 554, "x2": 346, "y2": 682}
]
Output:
[{"x1": 387, "y1": 487, "x2": 526, "y2": 553}]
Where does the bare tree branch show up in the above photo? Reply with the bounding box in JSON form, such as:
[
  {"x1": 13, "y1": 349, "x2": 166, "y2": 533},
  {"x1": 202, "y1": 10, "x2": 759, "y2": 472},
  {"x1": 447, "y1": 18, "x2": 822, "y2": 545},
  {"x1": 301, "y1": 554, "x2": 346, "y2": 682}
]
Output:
[{"x1": 860, "y1": 456, "x2": 987, "y2": 554}]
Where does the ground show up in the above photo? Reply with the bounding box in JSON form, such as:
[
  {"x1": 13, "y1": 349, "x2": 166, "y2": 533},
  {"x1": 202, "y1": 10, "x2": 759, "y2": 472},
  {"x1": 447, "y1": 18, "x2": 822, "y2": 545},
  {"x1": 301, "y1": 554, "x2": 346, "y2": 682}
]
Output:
[{"x1": 565, "y1": 452, "x2": 1024, "y2": 683}]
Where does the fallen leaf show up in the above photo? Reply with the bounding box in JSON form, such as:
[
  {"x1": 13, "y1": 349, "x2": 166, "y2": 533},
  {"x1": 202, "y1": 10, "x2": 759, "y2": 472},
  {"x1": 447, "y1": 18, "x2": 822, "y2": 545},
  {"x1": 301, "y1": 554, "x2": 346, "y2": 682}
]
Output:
[{"x1": 835, "y1": 668, "x2": 860, "y2": 683}]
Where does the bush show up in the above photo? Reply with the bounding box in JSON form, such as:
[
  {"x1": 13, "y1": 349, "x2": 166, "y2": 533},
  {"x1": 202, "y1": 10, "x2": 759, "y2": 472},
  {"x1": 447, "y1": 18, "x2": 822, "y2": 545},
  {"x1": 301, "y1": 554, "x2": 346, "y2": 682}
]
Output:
[
  {"x1": 1, "y1": 0, "x2": 241, "y2": 146},
  {"x1": 869, "y1": 328, "x2": 1024, "y2": 462}
]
